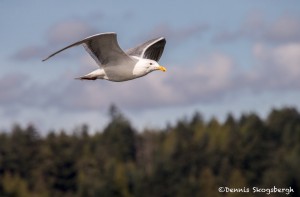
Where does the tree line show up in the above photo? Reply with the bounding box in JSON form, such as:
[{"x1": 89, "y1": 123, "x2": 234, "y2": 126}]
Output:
[{"x1": 0, "y1": 106, "x2": 299, "y2": 197}]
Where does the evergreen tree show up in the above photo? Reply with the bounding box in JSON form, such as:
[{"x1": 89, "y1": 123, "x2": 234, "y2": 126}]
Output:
[{"x1": 102, "y1": 104, "x2": 136, "y2": 162}]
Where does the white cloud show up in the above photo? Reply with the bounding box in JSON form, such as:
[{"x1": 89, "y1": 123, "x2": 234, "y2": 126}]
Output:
[
  {"x1": 272, "y1": 43, "x2": 300, "y2": 75},
  {"x1": 12, "y1": 46, "x2": 46, "y2": 61},
  {"x1": 0, "y1": 73, "x2": 30, "y2": 104},
  {"x1": 47, "y1": 20, "x2": 97, "y2": 44},
  {"x1": 252, "y1": 42, "x2": 300, "y2": 89},
  {"x1": 12, "y1": 20, "x2": 97, "y2": 61},
  {"x1": 213, "y1": 13, "x2": 300, "y2": 44},
  {"x1": 138, "y1": 23, "x2": 209, "y2": 46},
  {"x1": 265, "y1": 16, "x2": 300, "y2": 43}
]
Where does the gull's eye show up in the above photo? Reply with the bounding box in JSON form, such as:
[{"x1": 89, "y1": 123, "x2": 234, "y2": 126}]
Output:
[{"x1": 150, "y1": 62, "x2": 153, "y2": 65}]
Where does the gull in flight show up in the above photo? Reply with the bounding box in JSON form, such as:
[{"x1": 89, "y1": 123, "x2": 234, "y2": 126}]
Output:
[{"x1": 43, "y1": 32, "x2": 167, "y2": 82}]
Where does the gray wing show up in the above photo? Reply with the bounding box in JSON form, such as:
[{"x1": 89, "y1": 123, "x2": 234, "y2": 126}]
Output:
[
  {"x1": 126, "y1": 37, "x2": 166, "y2": 61},
  {"x1": 42, "y1": 32, "x2": 134, "y2": 66}
]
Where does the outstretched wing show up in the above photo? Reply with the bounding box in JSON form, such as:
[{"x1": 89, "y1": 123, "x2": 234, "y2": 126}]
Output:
[
  {"x1": 126, "y1": 37, "x2": 166, "y2": 61},
  {"x1": 42, "y1": 32, "x2": 134, "y2": 66}
]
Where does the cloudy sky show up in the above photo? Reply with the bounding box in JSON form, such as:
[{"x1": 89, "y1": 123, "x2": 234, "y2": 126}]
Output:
[{"x1": 1, "y1": 0, "x2": 300, "y2": 133}]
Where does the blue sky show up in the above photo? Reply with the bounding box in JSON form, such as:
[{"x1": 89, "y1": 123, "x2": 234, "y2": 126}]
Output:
[{"x1": 1, "y1": 0, "x2": 300, "y2": 133}]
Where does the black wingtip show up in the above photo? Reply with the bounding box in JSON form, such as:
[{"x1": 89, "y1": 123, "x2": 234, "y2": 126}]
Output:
[{"x1": 42, "y1": 56, "x2": 50, "y2": 62}]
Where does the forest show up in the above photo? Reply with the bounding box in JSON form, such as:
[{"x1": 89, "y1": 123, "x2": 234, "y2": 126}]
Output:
[{"x1": 0, "y1": 106, "x2": 299, "y2": 197}]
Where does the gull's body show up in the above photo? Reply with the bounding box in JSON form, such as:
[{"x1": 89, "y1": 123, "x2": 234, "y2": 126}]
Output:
[{"x1": 43, "y1": 32, "x2": 167, "y2": 82}]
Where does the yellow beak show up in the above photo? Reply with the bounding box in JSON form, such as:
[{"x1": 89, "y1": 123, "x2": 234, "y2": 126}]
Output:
[{"x1": 158, "y1": 65, "x2": 167, "y2": 72}]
